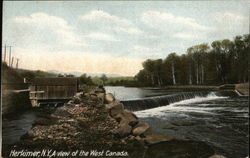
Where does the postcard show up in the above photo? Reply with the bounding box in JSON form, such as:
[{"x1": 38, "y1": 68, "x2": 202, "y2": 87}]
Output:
[{"x1": 1, "y1": 1, "x2": 249, "y2": 158}]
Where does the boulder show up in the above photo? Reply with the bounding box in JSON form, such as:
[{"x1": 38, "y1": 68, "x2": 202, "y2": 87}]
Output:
[
  {"x1": 97, "y1": 93, "x2": 105, "y2": 101},
  {"x1": 144, "y1": 133, "x2": 175, "y2": 145},
  {"x1": 33, "y1": 118, "x2": 53, "y2": 126},
  {"x1": 135, "y1": 136, "x2": 145, "y2": 145},
  {"x1": 105, "y1": 101, "x2": 124, "y2": 117},
  {"x1": 132, "y1": 122, "x2": 150, "y2": 136},
  {"x1": 75, "y1": 92, "x2": 84, "y2": 98},
  {"x1": 95, "y1": 85, "x2": 106, "y2": 93},
  {"x1": 115, "y1": 121, "x2": 132, "y2": 137},
  {"x1": 72, "y1": 96, "x2": 81, "y2": 104},
  {"x1": 105, "y1": 93, "x2": 115, "y2": 103},
  {"x1": 115, "y1": 110, "x2": 138, "y2": 127}
]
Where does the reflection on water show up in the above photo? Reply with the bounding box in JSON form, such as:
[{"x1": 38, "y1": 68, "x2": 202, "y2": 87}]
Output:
[
  {"x1": 2, "y1": 111, "x2": 37, "y2": 145},
  {"x1": 2, "y1": 108, "x2": 56, "y2": 148},
  {"x1": 105, "y1": 86, "x2": 172, "y2": 100}
]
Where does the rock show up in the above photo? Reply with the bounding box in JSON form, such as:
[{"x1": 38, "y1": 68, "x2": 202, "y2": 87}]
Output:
[
  {"x1": 135, "y1": 136, "x2": 145, "y2": 145},
  {"x1": 115, "y1": 121, "x2": 132, "y2": 137},
  {"x1": 75, "y1": 92, "x2": 84, "y2": 98},
  {"x1": 105, "y1": 93, "x2": 115, "y2": 103},
  {"x1": 95, "y1": 85, "x2": 106, "y2": 93},
  {"x1": 48, "y1": 135, "x2": 53, "y2": 139},
  {"x1": 132, "y1": 122, "x2": 150, "y2": 136},
  {"x1": 97, "y1": 93, "x2": 105, "y2": 101},
  {"x1": 53, "y1": 107, "x2": 72, "y2": 117},
  {"x1": 90, "y1": 94, "x2": 98, "y2": 100},
  {"x1": 115, "y1": 110, "x2": 138, "y2": 127},
  {"x1": 105, "y1": 101, "x2": 124, "y2": 117},
  {"x1": 209, "y1": 155, "x2": 227, "y2": 158},
  {"x1": 33, "y1": 118, "x2": 53, "y2": 125},
  {"x1": 144, "y1": 133, "x2": 175, "y2": 145},
  {"x1": 72, "y1": 96, "x2": 81, "y2": 104},
  {"x1": 67, "y1": 100, "x2": 74, "y2": 105},
  {"x1": 135, "y1": 136, "x2": 142, "y2": 141}
]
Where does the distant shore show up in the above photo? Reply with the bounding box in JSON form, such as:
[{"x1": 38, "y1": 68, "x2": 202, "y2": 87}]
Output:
[{"x1": 131, "y1": 83, "x2": 249, "y2": 95}]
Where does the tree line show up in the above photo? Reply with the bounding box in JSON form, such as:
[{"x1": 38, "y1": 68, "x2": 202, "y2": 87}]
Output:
[{"x1": 135, "y1": 34, "x2": 249, "y2": 87}]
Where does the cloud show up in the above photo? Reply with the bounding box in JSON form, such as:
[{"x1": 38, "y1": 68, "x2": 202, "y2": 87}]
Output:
[
  {"x1": 208, "y1": 11, "x2": 248, "y2": 39},
  {"x1": 13, "y1": 12, "x2": 86, "y2": 47},
  {"x1": 79, "y1": 10, "x2": 131, "y2": 26},
  {"x1": 114, "y1": 27, "x2": 144, "y2": 35},
  {"x1": 133, "y1": 45, "x2": 153, "y2": 53},
  {"x1": 85, "y1": 33, "x2": 120, "y2": 41},
  {"x1": 80, "y1": 10, "x2": 147, "y2": 37},
  {"x1": 214, "y1": 12, "x2": 247, "y2": 23},
  {"x1": 141, "y1": 11, "x2": 212, "y2": 31},
  {"x1": 173, "y1": 32, "x2": 201, "y2": 39},
  {"x1": 131, "y1": 45, "x2": 163, "y2": 59}
]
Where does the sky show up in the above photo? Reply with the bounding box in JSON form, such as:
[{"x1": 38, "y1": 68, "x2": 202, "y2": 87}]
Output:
[{"x1": 2, "y1": 0, "x2": 249, "y2": 76}]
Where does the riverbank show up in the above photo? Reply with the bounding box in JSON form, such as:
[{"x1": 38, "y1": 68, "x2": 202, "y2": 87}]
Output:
[
  {"x1": 137, "y1": 83, "x2": 249, "y2": 95},
  {"x1": 3, "y1": 87, "x2": 221, "y2": 158}
]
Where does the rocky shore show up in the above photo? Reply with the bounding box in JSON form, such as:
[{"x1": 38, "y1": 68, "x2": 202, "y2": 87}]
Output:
[{"x1": 6, "y1": 87, "x2": 225, "y2": 158}]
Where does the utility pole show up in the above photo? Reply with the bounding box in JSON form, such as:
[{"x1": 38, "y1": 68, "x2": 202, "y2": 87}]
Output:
[
  {"x1": 9, "y1": 46, "x2": 12, "y2": 66},
  {"x1": 11, "y1": 57, "x2": 14, "y2": 68},
  {"x1": 3, "y1": 45, "x2": 7, "y2": 62},
  {"x1": 16, "y1": 58, "x2": 19, "y2": 69}
]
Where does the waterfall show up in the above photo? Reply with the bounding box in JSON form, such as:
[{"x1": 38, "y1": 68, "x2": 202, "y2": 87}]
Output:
[{"x1": 121, "y1": 90, "x2": 239, "y2": 111}]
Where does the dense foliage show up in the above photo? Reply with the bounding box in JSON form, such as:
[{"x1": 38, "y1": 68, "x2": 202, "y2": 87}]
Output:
[{"x1": 135, "y1": 34, "x2": 249, "y2": 86}]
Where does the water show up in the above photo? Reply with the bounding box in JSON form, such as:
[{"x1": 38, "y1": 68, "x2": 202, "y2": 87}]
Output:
[
  {"x1": 2, "y1": 86, "x2": 249, "y2": 158},
  {"x1": 107, "y1": 86, "x2": 249, "y2": 158},
  {"x1": 105, "y1": 86, "x2": 173, "y2": 100},
  {"x1": 2, "y1": 107, "x2": 56, "y2": 150},
  {"x1": 2, "y1": 111, "x2": 37, "y2": 145}
]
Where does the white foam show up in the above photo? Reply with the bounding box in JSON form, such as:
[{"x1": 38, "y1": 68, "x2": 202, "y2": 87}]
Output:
[
  {"x1": 135, "y1": 93, "x2": 227, "y2": 118},
  {"x1": 234, "y1": 90, "x2": 242, "y2": 96}
]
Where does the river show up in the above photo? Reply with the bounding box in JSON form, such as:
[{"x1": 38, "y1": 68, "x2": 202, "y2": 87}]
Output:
[
  {"x1": 105, "y1": 86, "x2": 249, "y2": 158},
  {"x1": 2, "y1": 86, "x2": 249, "y2": 158}
]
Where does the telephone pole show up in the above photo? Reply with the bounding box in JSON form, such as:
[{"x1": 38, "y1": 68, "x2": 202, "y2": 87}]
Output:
[
  {"x1": 9, "y1": 46, "x2": 12, "y2": 66},
  {"x1": 16, "y1": 58, "x2": 19, "y2": 69},
  {"x1": 3, "y1": 45, "x2": 7, "y2": 62},
  {"x1": 11, "y1": 57, "x2": 14, "y2": 68}
]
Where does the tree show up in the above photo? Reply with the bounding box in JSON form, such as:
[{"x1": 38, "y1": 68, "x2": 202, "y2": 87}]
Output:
[
  {"x1": 100, "y1": 74, "x2": 108, "y2": 85},
  {"x1": 20, "y1": 71, "x2": 35, "y2": 81},
  {"x1": 135, "y1": 34, "x2": 249, "y2": 86},
  {"x1": 79, "y1": 73, "x2": 93, "y2": 85},
  {"x1": 142, "y1": 59, "x2": 156, "y2": 86},
  {"x1": 165, "y1": 53, "x2": 178, "y2": 85}
]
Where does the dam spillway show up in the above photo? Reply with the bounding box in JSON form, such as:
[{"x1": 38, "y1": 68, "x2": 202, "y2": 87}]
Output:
[{"x1": 121, "y1": 90, "x2": 240, "y2": 111}]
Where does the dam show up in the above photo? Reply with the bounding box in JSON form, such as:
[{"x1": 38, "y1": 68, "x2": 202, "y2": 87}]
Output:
[{"x1": 121, "y1": 90, "x2": 241, "y2": 111}]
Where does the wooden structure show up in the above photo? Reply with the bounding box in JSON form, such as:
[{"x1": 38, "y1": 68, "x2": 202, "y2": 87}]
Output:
[{"x1": 29, "y1": 77, "x2": 78, "y2": 107}]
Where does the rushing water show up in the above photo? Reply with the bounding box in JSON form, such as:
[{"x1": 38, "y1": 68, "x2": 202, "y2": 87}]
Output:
[
  {"x1": 106, "y1": 87, "x2": 249, "y2": 158},
  {"x1": 2, "y1": 86, "x2": 249, "y2": 158}
]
